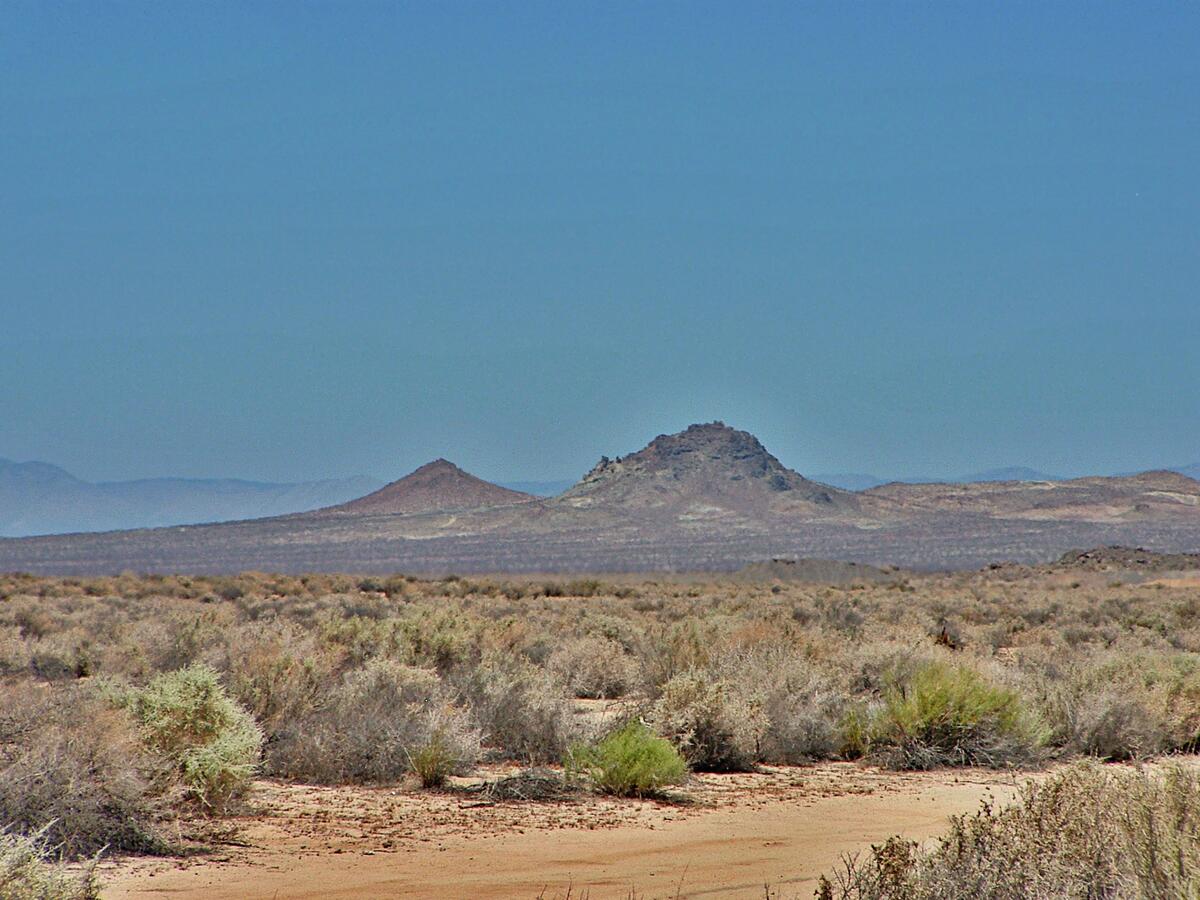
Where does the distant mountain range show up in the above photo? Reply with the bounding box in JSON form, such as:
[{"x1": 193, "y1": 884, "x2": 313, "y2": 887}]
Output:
[
  {"x1": 499, "y1": 480, "x2": 576, "y2": 497},
  {"x1": 6, "y1": 452, "x2": 1195, "y2": 539},
  {"x1": 813, "y1": 467, "x2": 1067, "y2": 490},
  {"x1": 0, "y1": 458, "x2": 383, "y2": 537},
  {"x1": 2, "y1": 422, "x2": 1198, "y2": 574},
  {"x1": 814, "y1": 465, "x2": 1200, "y2": 491}
]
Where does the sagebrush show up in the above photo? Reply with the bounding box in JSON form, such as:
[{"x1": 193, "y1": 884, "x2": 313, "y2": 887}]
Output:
[{"x1": 817, "y1": 762, "x2": 1200, "y2": 899}]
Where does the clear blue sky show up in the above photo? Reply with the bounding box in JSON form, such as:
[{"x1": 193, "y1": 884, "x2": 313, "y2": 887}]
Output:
[{"x1": 3, "y1": 2, "x2": 1198, "y2": 484}]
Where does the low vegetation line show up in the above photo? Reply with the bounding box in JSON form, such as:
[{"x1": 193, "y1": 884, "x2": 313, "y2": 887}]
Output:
[{"x1": 2, "y1": 562, "x2": 1200, "y2": 894}]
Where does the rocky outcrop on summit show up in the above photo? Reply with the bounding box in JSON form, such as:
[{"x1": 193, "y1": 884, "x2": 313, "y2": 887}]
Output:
[
  {"x1": 555, "y1": 422, "x2": 857, "y2": 518},
  {"x1": 322, "y1": 459, "x2": 534, "y2": 517}
]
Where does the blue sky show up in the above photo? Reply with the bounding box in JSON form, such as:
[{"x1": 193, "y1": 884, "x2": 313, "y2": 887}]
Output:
[{"x1": 3, "y1": 2, "x2": 1198, "y2": 484}]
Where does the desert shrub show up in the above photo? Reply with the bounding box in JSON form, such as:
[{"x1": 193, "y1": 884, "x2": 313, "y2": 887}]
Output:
[
  {"x1": 407, "y1": 703, "x2": 483, "y2": 788},
  {"x1": 154, "y1": 611, "x2": 231, "y2": 673},
  {"x1": 817, "y1": 763, "x2": 1200, "y2": 900},
  {"x1": 1043, "y1": 651, "x2": 1200, "y2": 759},
  {"x1": 566, "y1": 720, "x2": 687, "y2": 797},
  {"x1": 634, "y1": 621, "x2": 717, "y2": 693},
  {"x1": 842, "y1": 641, "x2": 936, "y2": 698},
  {"x1": 836, "y1": 704, "x2": 874, "y2": 760},
  {"x1": 116, "y1": 665, "x2": 263, "y2": 812},
  {"x1": 719, "y1": 647, "x2": 848, "y2": 763},
  {"x1": 458, "y1": 652, "x2": 573, "y2": 763},
  {"x1": 399, "y1": 611, "x2": 478, "y2": 673},
  {"x1": 316, "y1": 613, "x2": 411, "y2": 665},
  {"x1": 216, "y1": 620, "x2": 332, "y2": 734},
  {"x1": 651, "y1": 670, "x2": 767, "y2": 771},
  {"x1": 547, "y1": 636, "x2": 638, "y2": 699},
  {"x1": 0, "y1": 683, "x2": 175, "y2": 856},
  {"x1": 1053, "y1": 682, "x2": 1162, "y2": 761},
  {"x1": 0, "y1": 827, "x2": 100, "y2": 900},
  {"x1": 0, "y1": 626, "x2": 31, "y2": 675},
  {"x1": 406, "y1": 737, "x2": 456, "y2": 789},
  {"x1": 268, "y1": 659, "x2": 479, "y2": 784},
  {"x1": 868, "y1": 660, "x2": 1046, "y2": 769}
]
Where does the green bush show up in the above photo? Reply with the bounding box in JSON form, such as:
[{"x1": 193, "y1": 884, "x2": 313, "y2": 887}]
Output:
[
  {"x1": 0, "y1": 827, "x2": 100, "y2": 900},
  {"x1": 836, "y1": 705, "x2": 873, "y2": 760},
  {"x1": 117, "y1": 665, "x2": 263, "y2": 812},
  {"x1": 869, "y1": 661, "x2": 1045, "y2": 769},
  {"x1": 566, "y1": 721, "x2": 687, "y2": 797}
]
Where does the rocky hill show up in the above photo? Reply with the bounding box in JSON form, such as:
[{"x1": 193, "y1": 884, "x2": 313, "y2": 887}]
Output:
[
  {"x1": 556, "y1": 422, "x2": 855, "y2": 519},
  {"x1": 322, "y1": 459, "x2": 535, "y2": 516}
]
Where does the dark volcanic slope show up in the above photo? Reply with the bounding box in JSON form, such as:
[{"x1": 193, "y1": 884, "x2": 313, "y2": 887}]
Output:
[{"x1": 321, "y1": 459, "x2": 534, "y2": 516}]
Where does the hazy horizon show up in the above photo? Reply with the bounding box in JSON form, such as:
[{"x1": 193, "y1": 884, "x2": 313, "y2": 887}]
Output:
[
  {"x1": 4, "y1": 424, "x2": 1198, "y2": 492},
  {"x1": 4, "y1": 3, "x2": 1198, "y2": 485}
]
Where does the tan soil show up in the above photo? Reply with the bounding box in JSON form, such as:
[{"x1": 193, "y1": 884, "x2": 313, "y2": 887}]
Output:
[
  {"x1": 1148, "y1": 576, "x2": 1200, "y2": 588},
  {"x1": 100, "y1": 763, "x2": 1027, "y2": 899}
]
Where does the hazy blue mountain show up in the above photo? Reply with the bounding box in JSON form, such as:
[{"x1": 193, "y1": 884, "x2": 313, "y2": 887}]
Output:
[
  {"x1": 816, "y1": 472, "x2": 951, "y2": 489},
  {"x1": 817, "y1": 467, "x2": 1061, "y2": 490},
  {"x1": 0, "y1": 459, "x2": 383, "y2": 536},
  {"x1": 811, "y1": 473, "x2": 887, "y2": 491},
  {"x1": 499, "y1": 479, "x2": 575, "y2": 497},
  {"x1": 821, "y1": 465, "x2": 1196, "y2": 491},
  {"x1": 958, "y1": 466, "x2": 1065, "y2": 482}
]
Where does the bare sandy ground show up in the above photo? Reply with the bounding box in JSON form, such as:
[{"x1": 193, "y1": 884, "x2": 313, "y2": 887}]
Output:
[{"x1": 101, "y1": 763, "x2": 1027, "y2": 899}]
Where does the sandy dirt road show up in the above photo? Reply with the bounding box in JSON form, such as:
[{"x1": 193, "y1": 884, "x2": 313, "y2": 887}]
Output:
[{"x1": 102, "y1": 764, "x2": 1025, "y2": 899}]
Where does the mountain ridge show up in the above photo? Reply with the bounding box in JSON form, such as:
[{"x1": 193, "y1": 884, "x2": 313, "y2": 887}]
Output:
[
  {"x1": 815, "y1": 465, "x2": 1200, "y2": 492},
  {"x1": 1, "y1": 425, "x2": 1198, "y2": 573},
  {"x1": 0, "y1": 458, "x2": 383, "y2": 537}
]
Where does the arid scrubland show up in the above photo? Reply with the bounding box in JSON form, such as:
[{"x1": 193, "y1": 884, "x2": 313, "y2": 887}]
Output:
[
  {"x1": 819, "y1": 762, "x2": 1200, "y2": 899},
  {"x1": 3, "y1": 561, "x2": 1200, "y2": 894}
]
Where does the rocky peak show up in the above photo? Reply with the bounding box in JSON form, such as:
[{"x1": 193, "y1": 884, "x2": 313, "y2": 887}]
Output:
[
  {"x1": 563, "y1": 422, "x2": 852, "y2": 511},
  {"x1": 408, "y1": 458, "x2": 465, "y2": 478},
  {"x1": 639, "y1": 421, "x2": 777, "y2": 467},
  {"x1": 582, "y1": 422, "x2": 794, "y2": 487}
]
